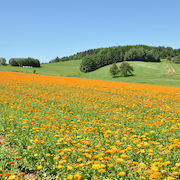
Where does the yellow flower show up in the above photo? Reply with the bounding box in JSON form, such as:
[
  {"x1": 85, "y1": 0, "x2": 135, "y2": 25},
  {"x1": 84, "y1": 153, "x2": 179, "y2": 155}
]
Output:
[
  {"x1": 57, "y1": 165, "x2": 63, "y2": 169},
  {"x1": 138, "y1": 163, "x2": 147, "y2": 168},
  {"x1": 54, "y1": 156, "x2": 60, "y2": 160},
  {"x1": 67, "y1": 175, "x2": 73, "y2": 180},
  {"x1": 118, "y1": 172, "x2": 126, "y2": 176},
  {"x1": 74, "y1": 173, "x2": 82, "y2": 180},
  {"x1": 67, "y1": 166, "x2": 73, "y2": 170},
  {"x1": 77, "y1": 158, "x2": 83, "y2": 162},
  {"x1": 164, "y1": 177, "x2": 176, "y2": 180},
  {"x1": 8, "y1": 175, "x2": 17, "y2": 180},
  {"x1": 172, "y1": 171, "x2": 179, "y2": 175},
  {"x1": 45, "y1": 153, "x2": 51, "y2": 157},
  {"x1": 116, "y1": 158, "x2": 124, "y2": 163},
  {"x1": 37, "y1": 165, "x2": 43, "y2": 170}
]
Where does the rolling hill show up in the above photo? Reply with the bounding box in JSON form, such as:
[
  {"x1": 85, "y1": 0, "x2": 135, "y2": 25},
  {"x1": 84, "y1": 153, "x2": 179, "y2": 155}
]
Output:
[{"x1": 0, "y1": 60, "x2": 179, "y2": 87}]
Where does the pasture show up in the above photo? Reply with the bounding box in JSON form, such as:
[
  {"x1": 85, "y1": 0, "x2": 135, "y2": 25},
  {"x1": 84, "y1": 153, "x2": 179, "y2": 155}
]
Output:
[{"x1": 0, "y1": 60, "x2": 179, "y2": 87}]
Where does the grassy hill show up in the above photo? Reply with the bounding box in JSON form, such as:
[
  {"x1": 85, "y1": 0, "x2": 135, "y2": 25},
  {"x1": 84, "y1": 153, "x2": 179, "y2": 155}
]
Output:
[{"x1": 0, "y1": 60, "x2": 179, "y2": 87}]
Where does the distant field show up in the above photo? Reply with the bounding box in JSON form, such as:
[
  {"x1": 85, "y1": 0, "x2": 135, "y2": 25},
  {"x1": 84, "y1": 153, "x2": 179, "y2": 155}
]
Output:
[{"x1": 0, "y1": 60, "x2": 180, "y2": 87}]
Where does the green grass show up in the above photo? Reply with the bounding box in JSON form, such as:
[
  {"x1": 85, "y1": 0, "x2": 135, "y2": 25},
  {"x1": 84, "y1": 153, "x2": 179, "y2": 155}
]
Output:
[{"x1": 0, "y1": 60, "x2": 180, "y2": 87}]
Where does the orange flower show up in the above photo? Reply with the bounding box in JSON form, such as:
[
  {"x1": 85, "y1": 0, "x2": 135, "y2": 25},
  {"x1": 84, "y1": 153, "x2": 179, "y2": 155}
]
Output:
[
  {"x1": 118, "y1": 172, "x2": 126, "y2": 176},
  {"x1": 149, "y1": 172, "x2": 162, "y2": 179},
  {"x1": 98, "y1": 169, "x2": 106, "y2": 173}
]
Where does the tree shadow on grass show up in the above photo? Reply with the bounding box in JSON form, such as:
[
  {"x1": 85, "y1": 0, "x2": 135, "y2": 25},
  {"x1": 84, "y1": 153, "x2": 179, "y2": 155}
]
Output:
[{"x1": 112, "y1": 74, "x2": 135, "y2": 78}]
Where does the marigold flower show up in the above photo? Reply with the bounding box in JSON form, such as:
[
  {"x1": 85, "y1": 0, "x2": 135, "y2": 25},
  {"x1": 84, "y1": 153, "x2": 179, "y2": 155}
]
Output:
[
  {"x1": 121, "y1": 154, "x2": 128, "y2": 159},
  {"x1": 37, "y1": 165, "x2": 43, "y2": 170},
  {"x1": 138, "y1": 163, "x2": 147, "y2": 168},
  {"x1": 57, "y1": 165, "x2": 63, "y2": 169},
  {"x1": 164, "y1": 177, "x2": 176, "y2": 180},
  {"x1": 116, "y1": 158, "x2": 124, "y2": 163},
  {"x1": 74, "y1": 173, "x2": 82, "y2": 180},
  {"x1": 149, "y1": 172, "x2": 162, "y2": 179},
  {"x1": 107, "y1": 164, "x2": 114, "y2": 167},
  {"x1": 118, "y1": 172, "x2": 126, "y2": 176},
  {"x1": 67, "y1": 175, "x2": 73, "y2": 180},
  {"x1": 172, "y1": 171, "x2": 179, "y2": 175},
  {"x1": 98, "y1": 169, "x2": 106, "y2": 173},
  {"x1": 7, "y1": 175, "x2": 16, "y2": 180},
  {"x1": 45, "y1": 153, "x2": 51, "y2": 157},
  {"x1": 67, "y1": 166, "x2": 73, "y2": 170}
]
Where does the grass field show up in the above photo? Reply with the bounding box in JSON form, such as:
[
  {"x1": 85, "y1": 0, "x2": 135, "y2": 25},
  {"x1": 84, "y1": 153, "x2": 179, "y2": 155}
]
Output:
[
  {"x1": 0, "y1": 71, "x2": 179, "y2": 179},
  {"x1": 0, "y1": 60, "x2": 179, "y2": 87}
]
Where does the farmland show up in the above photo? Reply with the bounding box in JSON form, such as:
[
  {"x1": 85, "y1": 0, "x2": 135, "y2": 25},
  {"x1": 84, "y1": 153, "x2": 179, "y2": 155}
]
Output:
[{"x1": 0, "y1": 71, "x2": 179, "y2": 180}]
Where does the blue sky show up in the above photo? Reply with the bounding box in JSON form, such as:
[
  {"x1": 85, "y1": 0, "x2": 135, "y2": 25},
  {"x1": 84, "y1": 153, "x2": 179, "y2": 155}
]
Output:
[{"x1": 0, "y1": 0, "x2": 180, "y2": 63}]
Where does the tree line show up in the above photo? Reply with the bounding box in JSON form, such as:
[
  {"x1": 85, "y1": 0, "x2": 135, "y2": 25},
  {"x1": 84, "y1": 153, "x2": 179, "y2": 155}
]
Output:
[
  {"x1": 0, "y1": 58, "x2": 41, "y2": 67},
  {"x1": 80, "y1": 45, "x2": 180, "y2": 72},
  {"x1": 48, "y1": 45, "x2": 180, "y2": 73}
]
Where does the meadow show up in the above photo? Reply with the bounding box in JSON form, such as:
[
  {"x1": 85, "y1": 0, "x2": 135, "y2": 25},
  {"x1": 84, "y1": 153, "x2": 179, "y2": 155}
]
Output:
[
  {"x1": 0, "y1": 71, "x2": 179, "y2": 180},
  {"x1": 0, "y1": 60, "x2": 180, "y2": 87}
]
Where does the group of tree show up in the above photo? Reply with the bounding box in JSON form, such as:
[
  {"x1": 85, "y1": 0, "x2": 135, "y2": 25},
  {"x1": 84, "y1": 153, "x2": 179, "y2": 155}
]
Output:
[
  {"x1": 9, "y1": 58, "x2": 41, "y2": 67},
  {"x1": 80, "y1": 45, "x2": 163, "y2": 73},
  {"x1": 48, "y1": 45, "x2": 179, "y2": 73},
  {"x1": 110, "y1": 62, "x2": 134, "y2": 77}
]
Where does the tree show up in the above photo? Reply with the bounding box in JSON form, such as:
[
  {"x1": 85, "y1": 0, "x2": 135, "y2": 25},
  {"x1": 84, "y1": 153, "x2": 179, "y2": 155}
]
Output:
[
  {"x1": 109, "y1": 63, "x2": 119, "y2": 76},
  {"x1": 0, "y1": 58, "x2": 6, "y2": 65},
  {"x1": 119, "y1": 61, "x2": 134, "y2": 77},
  {"x1": 172, "y1": 55, "x2": 180, "y2": 64},
  {"x1": 80, "y1": 56, "x2": 97, "y2": 72}
]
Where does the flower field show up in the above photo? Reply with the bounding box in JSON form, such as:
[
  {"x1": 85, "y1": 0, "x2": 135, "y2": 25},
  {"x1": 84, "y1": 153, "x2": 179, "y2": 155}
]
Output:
[{"x1": 0, "y1": 71, "x2": 179, "y2": 180}]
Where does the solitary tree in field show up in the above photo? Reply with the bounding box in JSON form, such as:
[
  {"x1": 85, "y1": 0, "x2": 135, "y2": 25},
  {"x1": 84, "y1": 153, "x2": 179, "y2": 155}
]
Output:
[
  {"x1": 119, "y1": 61, "x2": 134, "y2": 77},
  {"x1": 109, "y1": 63, "x2": 119, "y2": 76}
]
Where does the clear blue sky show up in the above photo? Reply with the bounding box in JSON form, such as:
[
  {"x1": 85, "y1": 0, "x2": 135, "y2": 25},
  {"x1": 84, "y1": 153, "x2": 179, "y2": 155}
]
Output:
[{"x1": 0, "y1": 0, "x2": 180, "y2": 63}]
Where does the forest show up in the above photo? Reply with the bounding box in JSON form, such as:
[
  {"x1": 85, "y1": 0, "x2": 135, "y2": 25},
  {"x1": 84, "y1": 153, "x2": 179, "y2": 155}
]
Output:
[{"x1": 49, "y1": 45, "x2": 180, "y2": 72}]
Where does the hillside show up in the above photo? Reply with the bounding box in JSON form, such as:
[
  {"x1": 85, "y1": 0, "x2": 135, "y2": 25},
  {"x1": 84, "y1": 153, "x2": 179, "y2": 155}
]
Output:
[
  {"x1": 50, "y1": 45, "x2": 180, "y2": 63},
  {"x1": 0, "y1": 60, "x2": 179, "y2": 87}
]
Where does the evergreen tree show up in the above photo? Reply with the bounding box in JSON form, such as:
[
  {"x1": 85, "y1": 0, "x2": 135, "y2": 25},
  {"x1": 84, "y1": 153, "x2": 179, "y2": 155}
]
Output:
[{"x1": 119, "y1": 61, "x2": 134, "y2": 77}]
